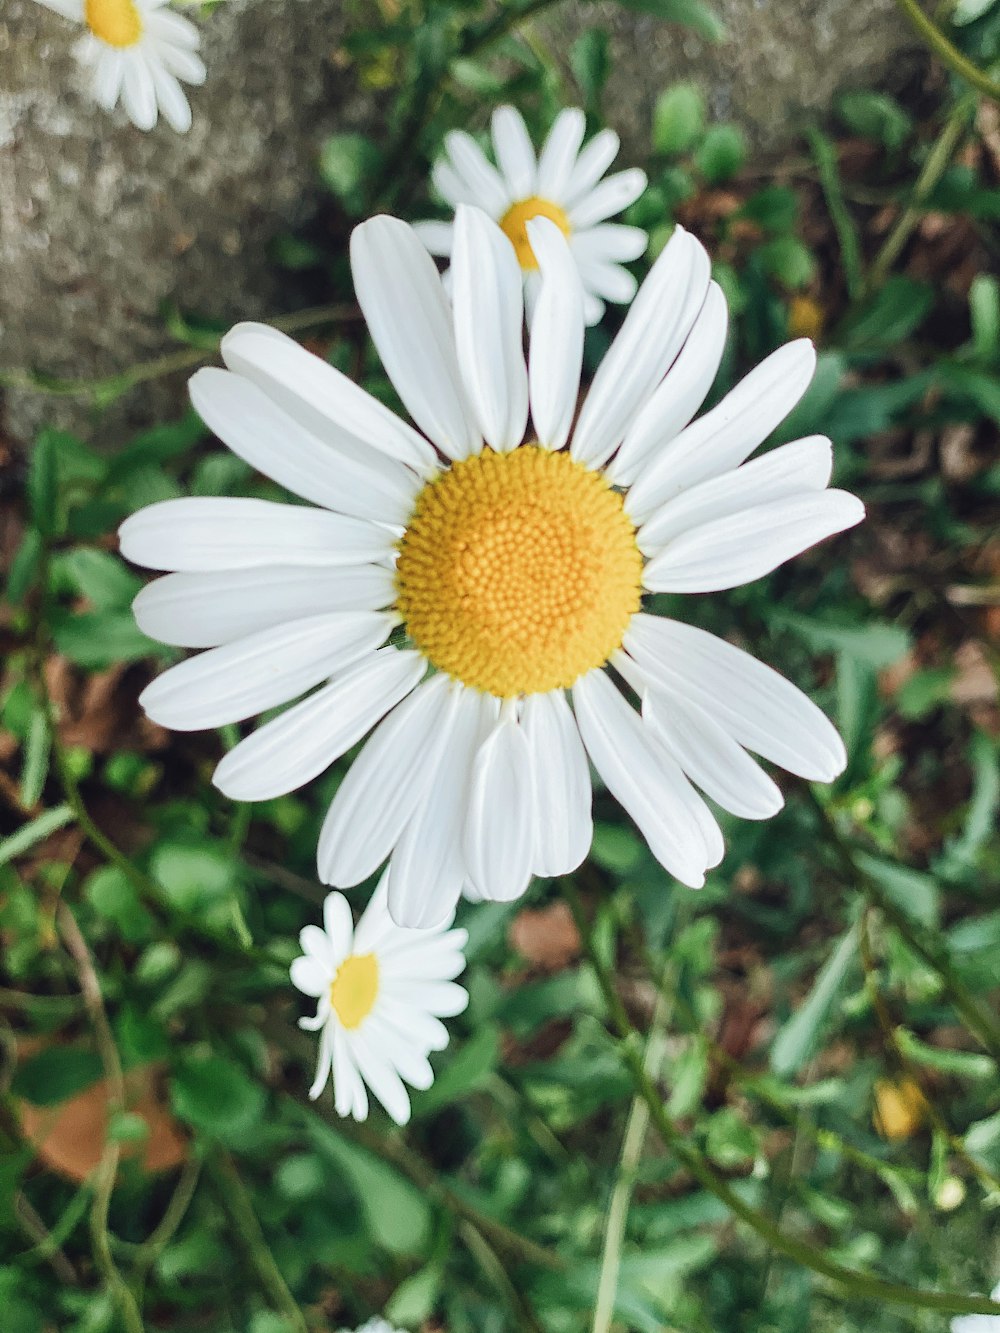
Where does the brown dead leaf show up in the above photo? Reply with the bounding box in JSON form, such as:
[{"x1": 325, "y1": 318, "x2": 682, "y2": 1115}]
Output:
[
  {"x1": 508, "y1": 901, "x2": 580, "y2": 972},
  {"x1": 45, "y1": 658, "x2": 168, "y2": 754},
  {"x1": 18, "y1": 1063, "x2": 187, "y2": 1182},
  {"x1": 951, "y1": 641, "x2": 998, "y2": 707}
]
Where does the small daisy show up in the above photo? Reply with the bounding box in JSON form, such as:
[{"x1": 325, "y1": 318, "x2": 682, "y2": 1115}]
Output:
[
  {"x1": 952, "y1": 1284, "x2": 1000, "y2": 1333},
  {"x1": 290, "y1": 880, "x2": 468, "y2": 1125},
  {"x1": 34, "y1": 0, "x2": 205, "y2": 133},
  {"x1": 340, "y1": 1321, "x2": 405, "y2": 1333},
  {"x1": 121, "y1": 208, "x2": 864, "y2": 928},
  {"x1": 414, "y1": 105, "x2": 648, "y2": 325}
]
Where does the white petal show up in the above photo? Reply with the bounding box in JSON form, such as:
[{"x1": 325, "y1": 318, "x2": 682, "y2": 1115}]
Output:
[
  {"x1": 609, "y1": 282, "x2": 729, "y2": 487},
  {"x1": 387, "y1": 687, "x2": 490, "y2": 929},
  {"x1": 491, "y1": 105, "x2": 537, "y2": 199},
  {"x1": 642, "y1": 490, "x2": 865, "y2": 593},
  {"x1": 442, "y1": 131, "x2": 510, "y2": 215},
  {"x1": 564, "y1": 129, "x2": 621, "y2": 206},
  {"x1": 317, "y1": 675, "x2": 454, "y2": 887},
  {"x1": 575, "y1": 257, "x2": 638, "y2": 305},
  {"x1": 149, "y1": 63, "x2": 191, "y2": 134},
  {"x1": 432, "y1": 158, "x2": 478, "y2": 209},
  {"x1": 638, "y1": 435, "x2": 833, "y2": 554},
  {"x1": 583, "y1": 293, "x2": 606, "y2": 328},
  {"x1": 572, "y1": 669, "x2": 717, "y2": 887},
  {"x1": 144, "y1": 8, "x2": 200, "y2": 49},
  {"x1": 290, "y1": 955, "x2": 328, "y2": 998},
  {"x1": 527, "y1": 218, "x2": 585, "y2": 451},
  {"x1": 378, "y1": 997, "x2": 448, "y2": 1051},
  {"x1": 641, "y1": 689, "x2": 783, "y2": 820},
  {"x1": 308, "y1": 1029, "x2": 333, "y2": 1099},
  {"x1": 348, "y1": 1037, "x2": 412, "y2": 1126},
  {"x1": 119, "y1": 497, "x2": 391, "y2": 572},
  {"x1": 396, "y1": 980, "x2": 469, "y2": 1017},
  {"x1": 451, "y1": 206, "x2": 528, "y2": 453},
  {"x1": 536, "y1": 108, "x2": 586, "y2": 199},
  {"x1": 220, "y1": 323, "x2": 436, "y2": 476},
  {"x1": 332, "y1": 1027, "x2": 366, "y2": 1119},
  {"x1": 568, "y1": 168, "x2": 647, "y2": 229},
  {"x1": 132, "y1": 564, "x2": 396, "y2": 649},
  {"x1": 92, "y1": 49, "x2": 124, "y2": 110},
  {"x1": 521, "y1": 691, "x2": 592, "y2": 877},
  {"x1": 153, "y1": 41, "x2": 206, "y2": 86},
  {"x1": 411, "y1": 219, "x2": 455, "y2": 257},
  {"x1": 189, "y1": 368, "x2": 421, "y2": 525},
  {"x1": 350, "y1": 216, "x2": 481, "y2": 461},
  {"x1": 463, "y1": 708, "x2": 535, "y2": 903},
  {"x1": 120, "y1": 51, "x2": 157, "y2": 132},
  {"x1": 571, "y1": 224, "x2": 648, "y2": 265},
  {"x1": 212, "y1": 648, "x2": 424, "y2": 801},
  {"x1": 623, "y1": 615, "x2": 847, "y2": 782},
  {"x1": 323, "y1": 891, "x2": 355, "y2": 960},
  {"x1": 570, "y1": 227, "x2": 711, "y2": 470},
  {"x1": 139, "y1": 611, "x2": 394, "y2": 731},
  {"x1": 625, "y1": 340, "x2": 818, "y2": 524}
]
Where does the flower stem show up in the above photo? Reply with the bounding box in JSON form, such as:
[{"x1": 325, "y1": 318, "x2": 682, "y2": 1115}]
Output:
[{"x1": 893, "y1": 0, "x2": 1000, "y2": 102}]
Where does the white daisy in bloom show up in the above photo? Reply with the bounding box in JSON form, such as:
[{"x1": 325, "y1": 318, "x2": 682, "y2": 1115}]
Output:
[
  {"x1": 952, "y1": 1284, "x2": 1000, "y2": 1333},
  {"x1": 34, "y1": 0, "x2": 205, "y2": 133},
  {"x1": 414, "y1": 105, "x2": 648, "y2": 325},
  {"x1": 290, "y1": 880, "x2": 468, "y2": 1125},
  {"x1": 121, "y1": 206, "x2": 864, "y2": 928}
]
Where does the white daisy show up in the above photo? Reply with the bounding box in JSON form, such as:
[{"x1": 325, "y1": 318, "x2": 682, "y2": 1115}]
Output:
[
  {"x1": 953, "y1": 1284, "x2": 1000, "y2": 1333},
  {"x1": 121, "y1": 207, "x2": 864, "y2": 928},
  {"x1": 290, "y1": 880, "x2": 468, "y2": 1125},
  {"x1": 414, "y1": 105, "x2": 648, "y2": 325},
  {"x1": 34, "y1": 0, "x2": 206, "y2": 133}
]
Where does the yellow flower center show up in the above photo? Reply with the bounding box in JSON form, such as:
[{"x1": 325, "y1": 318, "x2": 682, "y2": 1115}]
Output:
[
  {"x1": 499, "y1": 196, "x2": 572, "y2": 270},
  {"x1": 329, "y1": 953, "x2": 379, "y2": 1030},
  {"x1": 84, "y1": 0, "x2": 143, "y2": 46},
  {"x1": 396, "y1": 447, "x2": 642, "y2": 698}
]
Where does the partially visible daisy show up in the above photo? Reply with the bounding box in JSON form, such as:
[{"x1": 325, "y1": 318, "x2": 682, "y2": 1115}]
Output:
[
  {"x1": 952, "y1": 1283, "x2": 1000, "y2": 1333},
  {"x1": 340, "y1": 1320, "x2": 405, "y2": 1333},
  {"x1": 414, "y1": 105, "x2": 648, "y2": 325},
  {"x1": 290, "y1": 880, "x2": 468, "y2": 1125},
  {"x1": 34, "y1": 0, "x2": 205, "y2": 132},
  {"x1": 122, "y1": 208, "x2": 864, "y2": 929}
]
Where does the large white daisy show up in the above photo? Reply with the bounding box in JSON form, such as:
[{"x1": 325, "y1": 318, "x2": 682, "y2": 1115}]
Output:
[
  {"x1": 952, "y1": 1284, "x2": 1000, "y2": 1333},
  {"x1": 290, "y1": 880, "x2": 468, "y2": 1125},
  {"x1": 121, "y1": 207, "x2": 864, "y2": 928},
  {"x1": 414, "y1": 105, "x2": 648, "y2": 325},
  {"x1": 34, "y1": 0, "x2": 205, "y2": 133}
]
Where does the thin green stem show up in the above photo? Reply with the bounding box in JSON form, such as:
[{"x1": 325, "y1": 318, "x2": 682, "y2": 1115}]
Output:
[
  {"x1": 209, "y1": 1152, "x2": 308, "y2": 1333},
  {"x1": 869, "y1": 96, "x2": 975, "y2": 286},
  {"x1": 563, "y1": 879, "x2": 1000, "y2": 1318},
  {"x1": 893, "y1": 0, "x2": 1000, "y2": 101},
  {"x1": 806, "y1": 126, "x2": 864, "y2": 300}
]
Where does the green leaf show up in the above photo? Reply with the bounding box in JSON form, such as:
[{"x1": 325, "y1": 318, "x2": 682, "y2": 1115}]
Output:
[
  {"x1": 19, "y1": 708, "x2": 51, "y2": 811},
  {"x1": 773, "y1": 612, "x2": 911, "y2": 668},
  {"x1": 50, "y1": 609, "x2": 157, "y2": 670},
  {"x1": 12, "y1": 1047, "x2": 103, "y2": 1107},
  {"x1": 969, "y1": 274, "x2": 1000, "y2": 363},
  {"x1": 705, "y1": 1108, "x2": 756, "y2": 1167},
  {"x1": 857, "y1": 852, "x2": 940, "y2": 929},
  {"x1": 150, "y1": 840, "x2": 240, "y2": 914},
  {"x1": 607, "y1": 0, "x2": 723, "y2": 38},
  {"x1": 414, "y1": 1024, "x2": 497, "y2": 1117},
  {"x1": 770, "y1": 928, "x2": 858, "y2": 1077},
  {"x1": 652, "y1": 84, "x2": 706, "y2": 156},
  {"x1": 170, "y1": 1053, "x2": 266, "y2": 1138},
  {"x1": 840, "y1": 277, "x2": 933, "y2": 352},
  {"x1": 84, "y1": 866, "x2": 153, "y2": 942},
  {"x1": 836, "y1": 91, "x2": 912, "y2": 150},
  {"x1": 570, "y1": 29, "x2": 610, "y2": 107},
  {"x1": 305, "y1": 1115, "x2": 431, "y2": 1256},
  {"x1": 952, "y1": 0, "x2": 997, "y2": 24},
  {"x1": 0, "y1": 805, "x2": 73, "y2": 868},
  {"x1": 28, "y1": 430, "x2": 63, "y2": 538},
  {"x1": 738, "y1": 185, "x2": 798, "y2": 233},
  {"x1": 60, "y1": 548, "x2": 142, "y2": 612},
  {"x1": 896, "y1": 1028, "x2": 995, "y2": 1079},
  {"x1": 319, "y1": 134, "x2": 384, "y2": 214},
  {"x1": 695, "y1": 124, "x2": 746, "y2": 182},
  {"x1": 759, "y1": 236, "x2": 816, "y2": 290},
  {"x1": 386, "y1": 1265, "x2": 442, "y2": 1325}
]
